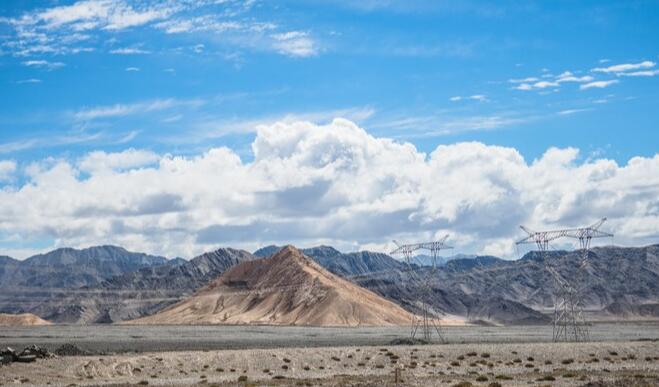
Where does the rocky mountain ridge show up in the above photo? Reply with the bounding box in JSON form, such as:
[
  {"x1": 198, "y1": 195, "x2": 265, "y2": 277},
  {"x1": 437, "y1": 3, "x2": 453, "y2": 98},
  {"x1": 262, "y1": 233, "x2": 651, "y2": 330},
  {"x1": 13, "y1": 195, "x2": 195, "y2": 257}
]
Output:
[{"x1": 1, "y1": 243, "x2": 657, "y2": 326}]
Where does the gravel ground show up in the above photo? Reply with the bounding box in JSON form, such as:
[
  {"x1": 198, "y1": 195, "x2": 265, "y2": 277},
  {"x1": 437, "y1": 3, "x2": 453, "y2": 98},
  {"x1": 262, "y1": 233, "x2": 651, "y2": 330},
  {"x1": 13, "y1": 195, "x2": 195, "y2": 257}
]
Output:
[
  {"x1": 1, "y1": 340, "x2": 658, "y2": 386},
  {"x1": 1, "y1": 322, "x2": 659, "y2": 355}
]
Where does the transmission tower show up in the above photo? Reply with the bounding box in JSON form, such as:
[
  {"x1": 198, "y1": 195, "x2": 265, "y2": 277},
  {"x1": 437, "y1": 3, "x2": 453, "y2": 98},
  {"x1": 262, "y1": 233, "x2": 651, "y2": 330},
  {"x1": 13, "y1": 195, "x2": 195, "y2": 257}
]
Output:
[
  {"x1": 391, "y1": 235, "x2": 452, "y2": 343},
  {"x1": 517, "y1": 218, "x2": 613, "y2": 342}
]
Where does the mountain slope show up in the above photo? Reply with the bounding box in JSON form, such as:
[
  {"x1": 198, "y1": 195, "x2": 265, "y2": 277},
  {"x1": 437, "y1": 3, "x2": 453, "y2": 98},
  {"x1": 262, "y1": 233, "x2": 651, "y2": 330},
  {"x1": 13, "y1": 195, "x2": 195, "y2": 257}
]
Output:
[
  {"x1": 130, "y1": 246, "x2": 414, "y2": 326},
  {"x1": 27, "y1": 248, "x2": 257, "y2": 323},
  {"x1": 1, "y1": 245, "x2": 169, "y2": 290},
  {"x1": 254, "y1": 245, "x2": 407, "y2": 277}
]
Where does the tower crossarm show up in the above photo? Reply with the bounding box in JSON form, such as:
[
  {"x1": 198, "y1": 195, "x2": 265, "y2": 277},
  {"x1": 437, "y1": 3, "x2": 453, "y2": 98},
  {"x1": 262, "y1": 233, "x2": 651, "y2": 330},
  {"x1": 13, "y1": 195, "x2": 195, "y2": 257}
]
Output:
[
  {"x1": 418, "y1": 235, "x2": 453, "y2": 254},
  {"x1": 390, "y1": 235, "x2": 453, "y2": 258},
  {"x1": 516, "y1": 218, "x2": 613, "y2": 248}
]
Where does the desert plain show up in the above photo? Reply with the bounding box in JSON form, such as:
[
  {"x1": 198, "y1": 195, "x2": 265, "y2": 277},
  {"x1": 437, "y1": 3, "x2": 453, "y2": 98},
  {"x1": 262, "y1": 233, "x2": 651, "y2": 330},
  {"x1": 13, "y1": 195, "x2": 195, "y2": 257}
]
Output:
[{"x1": 2, "y1": 323, "x2": 659, "y2": 387}]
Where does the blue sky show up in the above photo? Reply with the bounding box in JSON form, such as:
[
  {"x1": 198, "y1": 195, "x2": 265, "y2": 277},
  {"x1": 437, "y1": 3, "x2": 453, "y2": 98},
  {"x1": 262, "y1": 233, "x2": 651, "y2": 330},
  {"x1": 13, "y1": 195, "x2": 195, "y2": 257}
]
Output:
[{"x1": 0, "y1": 1, "x2": 657, "y2": 259}]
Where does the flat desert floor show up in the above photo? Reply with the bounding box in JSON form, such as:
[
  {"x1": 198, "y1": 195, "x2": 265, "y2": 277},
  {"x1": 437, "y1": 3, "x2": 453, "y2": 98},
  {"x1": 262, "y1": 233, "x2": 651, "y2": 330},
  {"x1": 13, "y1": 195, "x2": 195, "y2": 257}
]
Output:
[{"x1": 1, "y1": 323, "x2": 659, "y2": 386}]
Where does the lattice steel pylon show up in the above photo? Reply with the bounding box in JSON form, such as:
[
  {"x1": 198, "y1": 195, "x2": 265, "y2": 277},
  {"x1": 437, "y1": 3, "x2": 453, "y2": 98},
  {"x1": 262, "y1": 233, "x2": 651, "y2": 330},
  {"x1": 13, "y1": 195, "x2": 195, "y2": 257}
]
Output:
[
  {"x1": 516, "y1": 218, "x2": 613, "y2": 342},
  {"x1": 391, "y1": 235, "x2": 453, "y2": 343}
]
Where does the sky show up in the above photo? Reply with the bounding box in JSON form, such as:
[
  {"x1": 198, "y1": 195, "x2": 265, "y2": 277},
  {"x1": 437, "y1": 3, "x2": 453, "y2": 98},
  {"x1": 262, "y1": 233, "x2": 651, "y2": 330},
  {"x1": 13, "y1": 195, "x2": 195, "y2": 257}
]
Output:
[{"x1": 0, "y1": 0, "x2": 657, "y2": 260}]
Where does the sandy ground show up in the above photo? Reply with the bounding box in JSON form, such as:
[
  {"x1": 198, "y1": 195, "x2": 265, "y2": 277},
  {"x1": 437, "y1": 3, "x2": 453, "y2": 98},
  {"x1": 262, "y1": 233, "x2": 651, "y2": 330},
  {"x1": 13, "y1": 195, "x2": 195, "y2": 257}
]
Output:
[{"x1": 1, "y1": 340, "x2": 659, "y2": 386}]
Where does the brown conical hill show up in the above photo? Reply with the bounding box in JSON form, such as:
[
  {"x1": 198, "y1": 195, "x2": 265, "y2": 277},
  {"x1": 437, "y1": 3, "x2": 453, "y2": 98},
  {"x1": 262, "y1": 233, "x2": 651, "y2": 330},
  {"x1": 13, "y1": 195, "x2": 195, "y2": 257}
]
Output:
[
  {"x1": 128, "y1": 245, "x2": 414, "y2": 326},
  {"x1": 0, "y1": 313, "x2": 52, "y2": 326}
]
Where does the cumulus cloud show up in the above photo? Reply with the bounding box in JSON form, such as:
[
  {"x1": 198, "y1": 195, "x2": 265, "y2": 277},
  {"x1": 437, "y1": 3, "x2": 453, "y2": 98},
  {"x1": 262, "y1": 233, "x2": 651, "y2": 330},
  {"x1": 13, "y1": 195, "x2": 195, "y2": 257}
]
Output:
[
  {"x1": 0, "y1": 119, "x2": 656, "y2": 259},
  {"x1": 78, "y1": 149, "x2": 159, "y2": 174},
  {"x1": 0, "y1": 160, "x2": 17, "y2": 181}
]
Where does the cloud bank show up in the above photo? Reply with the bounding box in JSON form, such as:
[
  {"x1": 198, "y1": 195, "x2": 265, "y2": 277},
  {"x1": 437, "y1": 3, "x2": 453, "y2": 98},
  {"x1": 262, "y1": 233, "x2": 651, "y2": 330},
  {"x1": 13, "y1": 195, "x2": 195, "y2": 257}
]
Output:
[{"x1": 0, "y1": 119, "x2": 656, "y2": 259}]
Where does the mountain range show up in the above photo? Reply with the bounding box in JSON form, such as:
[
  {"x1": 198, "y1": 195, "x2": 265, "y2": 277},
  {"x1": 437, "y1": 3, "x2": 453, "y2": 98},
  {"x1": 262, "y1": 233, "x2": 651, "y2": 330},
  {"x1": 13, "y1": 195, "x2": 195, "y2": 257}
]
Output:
[{"x1": 0, "y1": 243, "x2": 657, "y2": 325}]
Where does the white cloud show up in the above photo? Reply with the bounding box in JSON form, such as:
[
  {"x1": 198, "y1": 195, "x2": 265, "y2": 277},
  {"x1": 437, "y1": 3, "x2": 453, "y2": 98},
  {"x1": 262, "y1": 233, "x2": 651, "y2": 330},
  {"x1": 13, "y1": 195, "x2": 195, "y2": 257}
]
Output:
[
  {"x1": 449, "y1": 95, "x2": 487, "y2": 102},
  {"x1": 515, "y1": 71, "x2": 598, "y2": 90},
  {"x1": 557, "y1": 108, "x2": 592, "y2": 116},
  {"x1": 74, "y1": 98, "x2": 204, "y2": 120},
  {"x1": 2, "y1": 1, "x2": 317, "y2": 59},
  {"x1": 110, "y1": 47, "x2": 150, "y2": 55},
  {"x1": 78, "y1": 149, "x2": 159, "y2": 174},
  {"x1": 555, "y1": 71, "x2": 594, "y2": 83},
  {"x1": 27, "y1": 0, "x2": 172, "y2": 31},
  {"x1": 16, "y1": 78, "x2": 42, "y2": 84},
  {"x1": 2, "y1": 0, "x2": 172, "y2": 57},
  {"x1": 125, "y1": 66, "x2": 140, "y2": 72},
  {"x1": 532, "y1": 80, "x2": 558, "y2": 89},
  {"x1": 592, "y1": 60, "x2": 655, "y2": 74},
  {"x1": 580, "y1": 80, "x2": 619, "y2": 90},
  {"x1": 616, "y1": 69, "x2": 659, "y2": 77},
  {"x1": 514, "y1": 80, "x2": 558, "y2": 91},
  {"x1": 22, "y1": 60, "x2": 66, "y2": 70},
  {"x1": 508, "y1": 77, "x2": 539, "y2": 84},
  {"x1": 271, "y1": 31, "x2": 318, "y2": 57},
  {"x1": 1, "y1": 118, "x2": 655, "y2": 259},
  {"x1": 155, "y1": 16, "x2": 244, "y2": 34},
  {"x1": 0, "y1": 160, "x2": 17, "y2": 182},
  {"x1": 514, "y1": 83, "x2": 533, "y2": 91}
]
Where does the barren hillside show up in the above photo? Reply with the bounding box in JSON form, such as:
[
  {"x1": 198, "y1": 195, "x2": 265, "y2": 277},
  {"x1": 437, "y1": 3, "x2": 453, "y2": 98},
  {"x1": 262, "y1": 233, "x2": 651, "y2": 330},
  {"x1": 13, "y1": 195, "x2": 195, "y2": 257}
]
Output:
[
  {"x1": 0, "y1": 313, "x2": 51, "y2": 326},
  {"x1": 129, "y1": 246, "x2": 414, "y2": 326}
]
